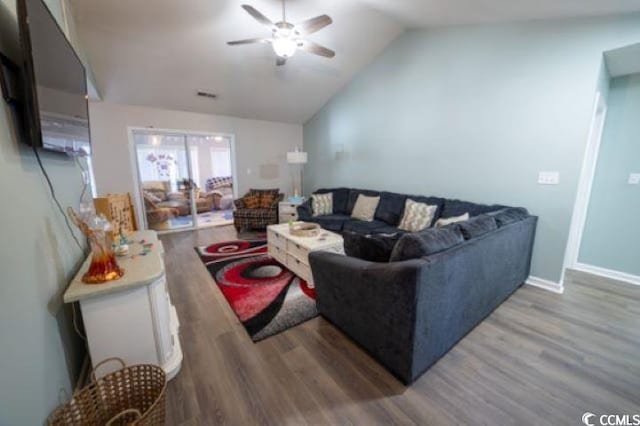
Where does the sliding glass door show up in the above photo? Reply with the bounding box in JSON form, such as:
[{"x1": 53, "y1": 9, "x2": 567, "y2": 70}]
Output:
[{"x1": 133, "y1": 130, "x2": 236, "y2": 232}]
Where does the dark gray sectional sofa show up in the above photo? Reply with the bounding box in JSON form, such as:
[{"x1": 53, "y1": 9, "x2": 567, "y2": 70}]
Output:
[{"x1": 299, "y1": 188, "x2": 537, "y2": 384}]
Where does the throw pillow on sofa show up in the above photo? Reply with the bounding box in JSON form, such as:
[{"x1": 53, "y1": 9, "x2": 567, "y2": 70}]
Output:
[
  {"x1": 435, "y1": 212, "x2": 469, "y2": 228},
  {"x1": 312, "y1": 193, "x2": 333, "y2": 217},
  {"x1": 351, "y1": 194, "x2": 380, "y2": 222},
  {"x1": 398, "y1": 199, "x2": 438, "y2": 232},
  {"x1": 390, "y1": 226, "x2": 464, "y2": 262},
  {"x1": 344, "y1": 231, "x2": 401, "y2": 262}
]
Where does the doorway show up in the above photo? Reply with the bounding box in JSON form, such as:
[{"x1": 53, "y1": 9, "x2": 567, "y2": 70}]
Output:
[
  {"x1": 564, "y1": 57, "x2": 640, "y2": 287},
  {"x1": 131, "y1": 129, "x2": 237, "y2": 232}
]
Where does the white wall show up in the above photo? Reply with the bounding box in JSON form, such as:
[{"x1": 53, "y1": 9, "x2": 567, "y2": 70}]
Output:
[{"x1": 89, "y1": 101, "x2": 303, "y2": 225}]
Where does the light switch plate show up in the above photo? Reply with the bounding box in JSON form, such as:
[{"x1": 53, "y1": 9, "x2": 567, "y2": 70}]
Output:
[
  {"x1": 629, "y1": 173, "x2": 640, "y2": 185},
  {"x1": 538, "y1": 171, "x2": 560, "y2": 185}
]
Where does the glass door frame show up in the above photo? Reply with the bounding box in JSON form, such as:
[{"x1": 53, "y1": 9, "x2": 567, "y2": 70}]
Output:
[{"x1": 128, "y1": 127, "x2": 238, "y2": 233}]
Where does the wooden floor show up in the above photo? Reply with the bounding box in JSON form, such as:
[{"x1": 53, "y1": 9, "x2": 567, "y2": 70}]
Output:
[{"x1": 161, "y1": 226, "x2": 640, "y2": 425}]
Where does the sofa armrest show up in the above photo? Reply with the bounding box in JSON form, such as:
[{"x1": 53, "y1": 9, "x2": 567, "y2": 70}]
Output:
[
  {"x1": 234, "y1": 197, "x2": 246, "y2": 209},
  {"x1": 270, "y1": 193, "x2": 285, "y2": 210},
  {"x1": 297, "y1": 198, "x2": 313, "y2": 221},
  {"x1": 309, "y1": 252, "x2": 426, "y2": 381}
]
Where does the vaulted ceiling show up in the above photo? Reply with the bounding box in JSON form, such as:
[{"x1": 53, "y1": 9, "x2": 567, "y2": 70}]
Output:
[{"x1": 70, "y1": 0, "x2": 640, "y2": 124}]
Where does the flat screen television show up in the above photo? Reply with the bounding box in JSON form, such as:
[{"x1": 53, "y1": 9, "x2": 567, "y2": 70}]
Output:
[{"x1": 17, "y1": 0, "x2": 90, "y2": 156}]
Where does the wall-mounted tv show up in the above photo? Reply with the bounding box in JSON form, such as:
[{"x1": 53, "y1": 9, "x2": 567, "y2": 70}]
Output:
[{"x1": 17, "y1": 0, "x2": 90, "y2": 156}]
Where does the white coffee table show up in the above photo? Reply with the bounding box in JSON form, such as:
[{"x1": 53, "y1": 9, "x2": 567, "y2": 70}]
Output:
[{"x1": 267, "y1": 223, "x2": 344, "y2": 288}]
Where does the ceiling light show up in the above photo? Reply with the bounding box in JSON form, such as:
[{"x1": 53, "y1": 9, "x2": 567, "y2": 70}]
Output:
[
  {"x1": 272, "y1": 38, "x2": 297, "y2": 58},
  {"x1": 214, "y1": 136, "x2": 224, "y2": 142}
]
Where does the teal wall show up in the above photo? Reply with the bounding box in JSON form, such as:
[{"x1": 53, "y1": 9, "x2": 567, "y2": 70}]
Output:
[
  {"x1": 303, "y1": 15, "x2": 640, "y2": 283},
  {"x1": 579, "y1": 74, "x2": 640, "y2": 275},
  {"x1": 0, "y1": 0, "x2": 86, "y2": 424}
]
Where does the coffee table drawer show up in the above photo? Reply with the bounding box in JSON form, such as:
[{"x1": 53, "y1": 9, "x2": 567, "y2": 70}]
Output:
[
  {"x1": 268, "y1": 244, "x2": 287, "y2": 265},
  {"x1": 287, "y1": 240, "x2": 310, "y2": 265},
  {"x1": 267, "y1": 229, "x2": 286, "y2": 249},
  {"x1": 286, "y1": 254, "x2": 312, "y2": 283}
]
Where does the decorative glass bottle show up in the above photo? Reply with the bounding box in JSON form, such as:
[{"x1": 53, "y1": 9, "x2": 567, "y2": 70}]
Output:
[{"x1": 68, "y1": 206, "x2": 124, "y2": 284}]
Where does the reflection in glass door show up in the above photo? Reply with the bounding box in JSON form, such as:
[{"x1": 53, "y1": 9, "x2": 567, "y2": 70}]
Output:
[
  {"x1": 188, "y1": 135, "x2": 235, "y2": 220},
  {"x1": 134, "y1": 132, "x2": 195, "y2": 231},
  {"x1": 133, "y1": 130, "x2": 236, "y2": 232}
]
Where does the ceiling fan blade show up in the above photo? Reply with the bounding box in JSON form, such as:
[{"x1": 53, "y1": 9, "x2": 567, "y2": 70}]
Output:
[
  {"x1": 300, "y1": 41, "x2": 335, "y2": 58},
  {"x1": 227, "y1": 38, "x2": 270, "y2": 46},
  {"x1": 276, "y1": 56, "x2": 287, "y2": 66},
  {"x1": 295, "y1": 15, "x2": 332, "y2": 35},
  {"x1": 241, "y1": 5, "x2": 274, "y2": 28}
]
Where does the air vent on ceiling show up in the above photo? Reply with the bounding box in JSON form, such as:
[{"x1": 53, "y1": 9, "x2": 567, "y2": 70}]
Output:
[{"x1": 196, "y1": 90, "x2": 217, "y2": 99}]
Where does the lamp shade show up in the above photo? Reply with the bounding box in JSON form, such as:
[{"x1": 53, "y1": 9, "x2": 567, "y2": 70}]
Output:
[{"x1": 286, "y1": 151, "x2": 308, "y2": 164}]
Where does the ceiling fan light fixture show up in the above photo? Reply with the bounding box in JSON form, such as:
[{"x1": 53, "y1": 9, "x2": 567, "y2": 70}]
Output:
[
  {"x1": 229, "y1": 2, "x2": 334, "y2": 65},
  {"x1": 272, "y1": 37, "x2": 297, "y2": 58}
]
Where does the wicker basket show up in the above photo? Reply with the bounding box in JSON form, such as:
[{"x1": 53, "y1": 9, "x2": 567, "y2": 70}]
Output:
[
  {"x1": 289, "y1": 222, "x2": 321, "y2": 237},
  {"x1": 48, "y1": 358, "x2": 167, "y2": 426}
]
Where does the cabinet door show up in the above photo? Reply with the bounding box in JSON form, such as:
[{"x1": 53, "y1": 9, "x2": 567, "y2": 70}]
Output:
[{"x1": 81, "y1": 285, "x2": 159, "y2": 377}]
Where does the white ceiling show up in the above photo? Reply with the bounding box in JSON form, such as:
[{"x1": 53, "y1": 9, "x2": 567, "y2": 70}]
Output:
[
  {"x1": 70, "y1": 0, "x2": 404, "y2": 124},
  {"x1": 70, "y1": 0, "x2": 640, "y2": 124},
  {"x1": 360, "y1": 0, "x2": 640, "y2": 27}
]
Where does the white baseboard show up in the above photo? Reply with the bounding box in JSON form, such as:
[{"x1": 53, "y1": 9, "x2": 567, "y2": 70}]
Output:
[
  {"x1": 525, "y1": 276, "x2": 564, "y2": 294},
  {"x1": 573, "y1": 263, "x2": 640, "y2": 287}
]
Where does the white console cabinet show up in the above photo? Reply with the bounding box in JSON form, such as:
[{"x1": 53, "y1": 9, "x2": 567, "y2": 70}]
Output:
[{"x1": 64, "y1": 231, "x2": 182, "y2": 380}]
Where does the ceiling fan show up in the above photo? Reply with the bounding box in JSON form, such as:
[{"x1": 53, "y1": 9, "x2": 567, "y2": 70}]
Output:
[{"x1": 227, "y1": 1, "x2": 335, "y2": 66}]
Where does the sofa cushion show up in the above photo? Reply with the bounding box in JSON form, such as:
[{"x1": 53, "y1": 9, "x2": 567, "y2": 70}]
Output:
[
  {"x1": 457, "y1": 214, "x2": 498, "y2": 240},
  {"x1": 315, "y1": 188, "x2": 350, "y2": 214},
  {"x1": 351, "y1": 194, "x2": 380, "y2": 222},
  {"x1": 307, "y1": 214, "x2": 351, "y2": 232},
  {"x1": 347, "y1": 189, "x2": 380, "y2": 214},
  {"x1": 343, "y1": 231, "x2": 402, "y2": 263},
  {"x1": 343, "y1": 220, "x2": 396, "y2": 235},
  {"x1": 441, "y1": 199, "x2": 503, "y2": 218},
  {"x1": 398, "y1": 199, "x2": 439, "y2": 232},
  {"x1": 489, "y1": 207, "x2": 529, "y2": 227},
  {"x1": 311, "y1": 192, "x2": 333, "y2": 216},
  {"x1": 389, "y1": 226, "x2": 464, "y2": 262},
  {"x1": 370, "y1": 225, "x2": 406, "y2": 235},
  {"x1": 375, "y1": 192, "x2": 407, "y2": 225}
]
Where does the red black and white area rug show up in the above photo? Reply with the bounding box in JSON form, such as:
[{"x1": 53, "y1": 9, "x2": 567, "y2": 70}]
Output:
[{"x1": 195, "y1": 239, "x2": 317, "y2": 342}]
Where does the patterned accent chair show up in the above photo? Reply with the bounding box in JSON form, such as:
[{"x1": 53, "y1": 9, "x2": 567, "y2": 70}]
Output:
[{"x1": 233, "y1": 188, "x2": 283, "y2": 232}]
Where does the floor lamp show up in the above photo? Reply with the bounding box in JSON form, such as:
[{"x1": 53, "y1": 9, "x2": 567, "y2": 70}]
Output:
[{"x1": 286, "y1": 148, "x2": 308, "y2": 201}]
